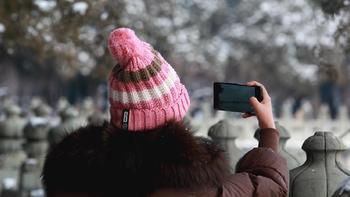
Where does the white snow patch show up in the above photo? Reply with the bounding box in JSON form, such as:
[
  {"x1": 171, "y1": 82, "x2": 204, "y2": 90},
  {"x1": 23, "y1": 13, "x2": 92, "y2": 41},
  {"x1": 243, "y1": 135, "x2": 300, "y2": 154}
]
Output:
[
  {"x1": 34, "y1": 0, "x2": 56, "y2": 11},
  {"x1": 0, "y1": 23, "x2": 5, "y2": 33},
  {"x1": 78, "y1": 51, "x2": 89, "y2": 63},
  {"x1": 72, "y1": 1, "x2": 88, "y2": 15},
  {"x1": 100, "y1": 12, "x2": 109, "y2": 20}
]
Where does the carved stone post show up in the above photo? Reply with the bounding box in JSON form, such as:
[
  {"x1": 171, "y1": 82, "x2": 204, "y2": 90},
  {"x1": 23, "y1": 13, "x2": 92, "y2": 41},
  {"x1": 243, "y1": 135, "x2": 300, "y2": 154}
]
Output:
[
  {"x1": 289, "y1": 132, "x2": 350, "y2": 197},
  {"x1": 18, "y1": 159, "x2": 43, "y2": 197},
  {"x1": 48, "y1": 106, "x2": 80, "y2": 149},
  {"x1": 0, "y1": 104, "x2": 27, "y2": 193},
  {"x1": 0, "y1": 177, "x2": 19, "y2": 197},
  {"x1": 208, "y1": 119, "x2": 243, "y2": 170},
  {"x1": 255, "y1": 121, "x2": 300, "y2": 169},
  {"x1": 23, "y1": 104, "x2": 51, "y2": 167},
  {"x1": 0, "y1": 103, "x2": 26, "y2": 158}
]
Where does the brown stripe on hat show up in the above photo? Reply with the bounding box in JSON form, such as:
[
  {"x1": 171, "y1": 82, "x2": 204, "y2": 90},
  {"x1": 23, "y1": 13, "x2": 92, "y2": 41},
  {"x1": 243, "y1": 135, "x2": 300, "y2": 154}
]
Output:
[{"x1": 112, "y1": 53, "x2": 162, "y2": 83}]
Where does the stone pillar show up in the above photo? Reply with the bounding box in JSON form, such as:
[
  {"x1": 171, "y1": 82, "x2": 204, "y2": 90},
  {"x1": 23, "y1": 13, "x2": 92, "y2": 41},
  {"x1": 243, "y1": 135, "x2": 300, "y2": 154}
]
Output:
[
  {"x1": 87, "y1": 111, "x2": 106, "y2": 125},
  {"x1": 0, "y1": 104, "x2": 27, "y2": 193},
  {"x1": 289, "y1": 132, "x2": 350, "y2": 197},
  {"x1": 201, "y1": 102, "x2": 212, "y2": 122},
  {"x1": 208, "y1": 119, "x2": 243, "y2": 170},
  {"x1": 0, "y1": 103, "x2": 26, "y2": 157},
  {"x1": 1, "y1": 177, "x2": 20, "y2": 197},
  {"x1": 254, "y1": 121, "x2": 300, "y2": 169},
  {"x1": 182, "y1": 115, "x2": 198, "y2": 134},
  {"x1": 23, "y1": 104, "x2": 51, "y2": 167},
  {"x1": 18, "y1": 159, "x2": 44, "y2": 197},
  {"x1": 48, "y1": 106, "x2": 80, "y2": 149},
  {"x1": 78, "y1": 98, "x2": 94, "y2": 125}
]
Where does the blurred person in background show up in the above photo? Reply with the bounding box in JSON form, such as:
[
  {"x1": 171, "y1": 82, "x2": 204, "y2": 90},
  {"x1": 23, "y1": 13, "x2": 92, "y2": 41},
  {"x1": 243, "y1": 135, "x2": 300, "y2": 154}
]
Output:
[{"x1": 319, "y1": 63, "x2": 343, "y2": 120}]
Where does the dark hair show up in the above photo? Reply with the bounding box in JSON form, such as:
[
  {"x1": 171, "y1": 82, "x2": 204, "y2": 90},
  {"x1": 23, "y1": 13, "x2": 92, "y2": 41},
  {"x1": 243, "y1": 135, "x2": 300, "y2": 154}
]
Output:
[{"x1": 42, "y1": 121, "x2": 230, "y2": 196}]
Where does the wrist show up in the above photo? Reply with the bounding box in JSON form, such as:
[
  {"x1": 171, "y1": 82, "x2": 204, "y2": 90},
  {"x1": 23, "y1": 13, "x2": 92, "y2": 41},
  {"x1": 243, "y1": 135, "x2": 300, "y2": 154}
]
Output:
[{"x1": 259, "y1": 120, "x2": 276, "y2": 129}]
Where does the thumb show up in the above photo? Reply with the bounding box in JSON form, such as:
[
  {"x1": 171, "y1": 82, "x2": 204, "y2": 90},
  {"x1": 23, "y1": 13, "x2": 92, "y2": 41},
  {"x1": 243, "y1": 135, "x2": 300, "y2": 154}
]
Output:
[{"x1": 249, "y1": 97, "x2": 260, "y2": 112}]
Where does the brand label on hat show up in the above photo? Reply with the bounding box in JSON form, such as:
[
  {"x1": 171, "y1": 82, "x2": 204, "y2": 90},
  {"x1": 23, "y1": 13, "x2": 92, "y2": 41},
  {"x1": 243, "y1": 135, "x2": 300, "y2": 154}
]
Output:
[{"x1": 122, "y1": 110, "x2": 129, "y2": 130}]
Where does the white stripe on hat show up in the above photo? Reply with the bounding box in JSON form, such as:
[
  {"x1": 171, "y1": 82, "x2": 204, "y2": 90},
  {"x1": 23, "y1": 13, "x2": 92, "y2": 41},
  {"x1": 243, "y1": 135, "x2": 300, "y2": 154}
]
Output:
[{"x1": 110, "y1": 67, "x2": 179, "y2": 104}]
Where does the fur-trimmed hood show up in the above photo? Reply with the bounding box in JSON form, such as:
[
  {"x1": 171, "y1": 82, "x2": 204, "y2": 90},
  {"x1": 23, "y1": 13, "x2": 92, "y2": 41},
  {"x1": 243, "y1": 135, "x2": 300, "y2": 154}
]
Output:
[
  {"x1": 43, "y1": 121, "x2": 231, "y2": 196},
  {"x1": 103, "y1": 120, "x2": 231, "y2": 196}
]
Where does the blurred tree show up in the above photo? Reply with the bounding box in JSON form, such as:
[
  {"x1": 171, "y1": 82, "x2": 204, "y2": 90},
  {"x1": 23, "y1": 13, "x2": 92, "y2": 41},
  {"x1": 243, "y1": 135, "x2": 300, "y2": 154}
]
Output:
[
  {"x1": 222, "y1": 0, "x2": 340, "y2": 95},
  {"x1": 311, "y1": 0, "x2": 350, "y2": 53},
  {"x1": 0, "y1": 0, "x2": 125, "y2": 103},
  {"x1": 311, "y1": 0, "x2": 349, "y2": 15},
  {"x1": 0, "y1": 0, "x2": 348, "y2": 106},
  {"x1": 0, "y1": 0, "x2": 124, "y2": 79}
]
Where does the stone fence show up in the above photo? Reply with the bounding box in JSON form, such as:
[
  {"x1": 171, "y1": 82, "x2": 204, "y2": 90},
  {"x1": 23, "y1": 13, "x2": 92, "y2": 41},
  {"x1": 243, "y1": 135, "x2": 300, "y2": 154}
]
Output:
[
  {"x1": 0, "y1": 102, "x2": 350, "y2": 196},
  {"x1": 207, "y1": 119, "x2": 350, "y2": 197}
]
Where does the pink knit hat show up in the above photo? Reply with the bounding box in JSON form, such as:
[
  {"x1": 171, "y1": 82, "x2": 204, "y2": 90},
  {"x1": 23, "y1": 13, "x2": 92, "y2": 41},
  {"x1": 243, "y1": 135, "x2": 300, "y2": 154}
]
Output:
[{"x1": 108, "y1": 28, "x2": 190, "y2": 131}]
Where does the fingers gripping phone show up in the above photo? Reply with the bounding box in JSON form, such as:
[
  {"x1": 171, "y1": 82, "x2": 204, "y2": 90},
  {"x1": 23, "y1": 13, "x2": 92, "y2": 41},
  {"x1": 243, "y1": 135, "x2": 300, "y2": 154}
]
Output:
[{"x1": 213, "y1": 82, "x2": 263, "y2": 113}]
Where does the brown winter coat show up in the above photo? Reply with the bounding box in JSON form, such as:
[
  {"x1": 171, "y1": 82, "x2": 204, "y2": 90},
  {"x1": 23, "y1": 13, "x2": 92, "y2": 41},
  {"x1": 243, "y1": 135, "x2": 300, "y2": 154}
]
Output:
[
  {"x1": 221, "y1": 128, "x2": 289, "y2": 197},
  {"x1": 151, "y1": 128, "x2": 289, "y2": 197}
]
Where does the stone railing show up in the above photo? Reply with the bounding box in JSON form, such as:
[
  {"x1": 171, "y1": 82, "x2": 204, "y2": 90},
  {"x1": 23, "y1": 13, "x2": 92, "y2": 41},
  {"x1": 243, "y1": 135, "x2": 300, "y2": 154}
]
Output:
[
  {"x1": 207, "y1": 119, "x2": 350, "y2": 197},
  {"x1": 0, "y1": 102, "x2": 349, "y2": 196}
]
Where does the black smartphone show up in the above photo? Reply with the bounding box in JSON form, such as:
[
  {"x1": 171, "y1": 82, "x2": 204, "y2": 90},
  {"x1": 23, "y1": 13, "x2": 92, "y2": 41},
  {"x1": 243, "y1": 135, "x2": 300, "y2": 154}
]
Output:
[{"x1": 213, "y1": 82, "x2": 263, "y2": 113}]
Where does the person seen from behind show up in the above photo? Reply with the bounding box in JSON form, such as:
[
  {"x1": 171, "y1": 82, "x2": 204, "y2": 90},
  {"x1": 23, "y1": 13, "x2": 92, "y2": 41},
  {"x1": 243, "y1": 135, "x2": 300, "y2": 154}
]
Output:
[{"x1": 42, "y1": 28, "x2": 288, "y2": 197}]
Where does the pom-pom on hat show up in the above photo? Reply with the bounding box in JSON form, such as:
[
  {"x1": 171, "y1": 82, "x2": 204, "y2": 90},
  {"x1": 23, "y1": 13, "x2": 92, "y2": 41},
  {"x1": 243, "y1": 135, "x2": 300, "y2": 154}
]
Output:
[{"x1": 108, "y1": 28, "x2": 190, "y2": 131}]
